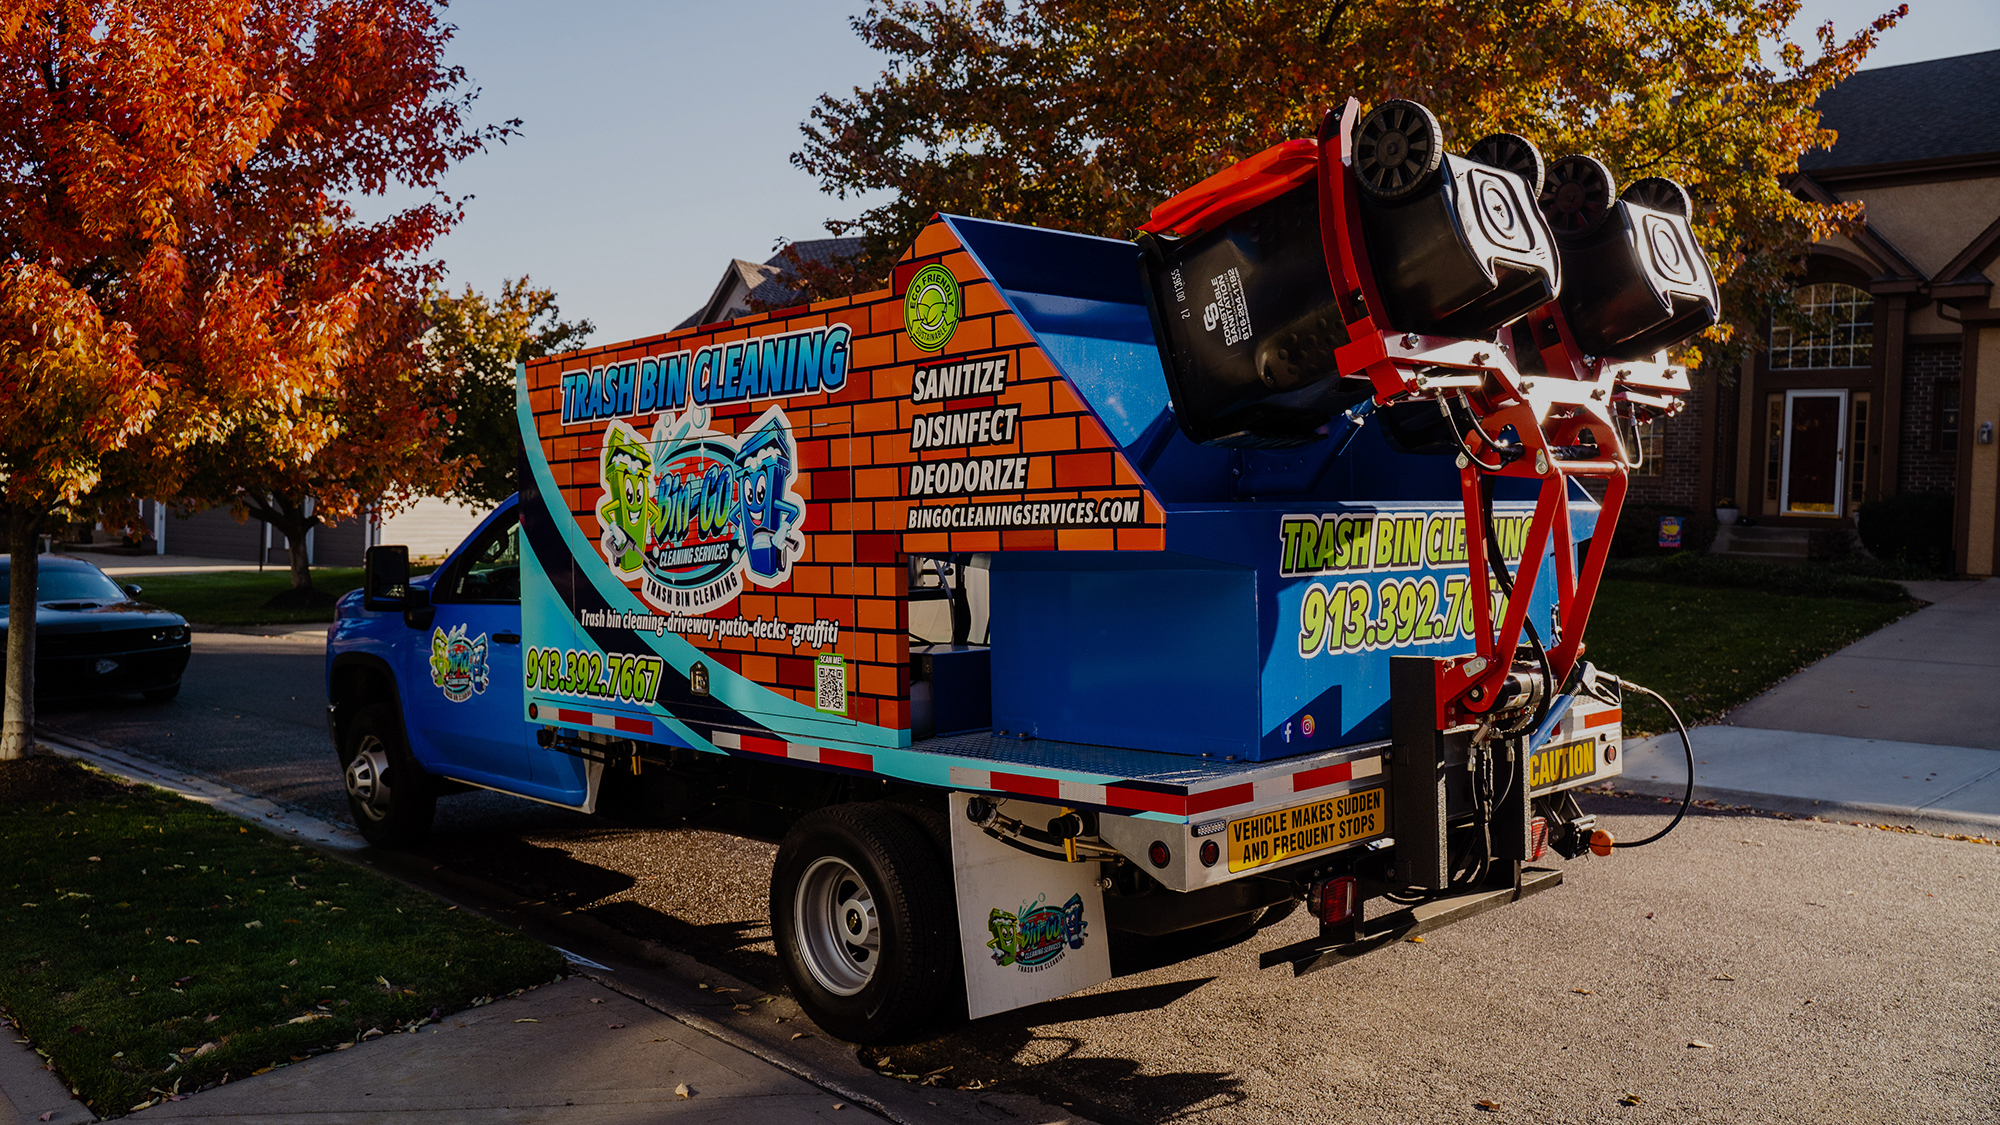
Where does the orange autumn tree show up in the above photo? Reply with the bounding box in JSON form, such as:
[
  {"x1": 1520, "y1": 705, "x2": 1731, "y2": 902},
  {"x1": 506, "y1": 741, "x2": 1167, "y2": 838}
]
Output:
[
  {"x1": 795, "y1": 0, "x2": 1904, "y2": 369},
  {"x1": 0, "y1": 0, "x2": 510, "y2": 756}
]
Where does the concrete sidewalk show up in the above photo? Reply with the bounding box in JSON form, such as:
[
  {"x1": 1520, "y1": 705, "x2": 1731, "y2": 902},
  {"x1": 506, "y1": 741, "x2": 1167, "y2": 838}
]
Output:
[
  {"x1": 1619, "y1": 578, "x2": 2000, "y2": 837},
  {"x1": 134, "y1": 977, "x2": 859, "y2": 1124}
]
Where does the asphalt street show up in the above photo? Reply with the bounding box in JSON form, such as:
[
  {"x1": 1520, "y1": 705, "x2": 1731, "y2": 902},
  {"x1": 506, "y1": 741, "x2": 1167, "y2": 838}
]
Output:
[{"x1": 40, "y1": 630, "x2": 2000, "y2": 1124}]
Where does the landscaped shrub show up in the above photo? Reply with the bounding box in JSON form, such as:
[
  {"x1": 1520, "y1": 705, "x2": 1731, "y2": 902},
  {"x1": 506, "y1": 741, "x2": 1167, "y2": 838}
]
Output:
[
  {"x1": 1607, "y1": 503, "x2": 1717, "y2": 558},
  {"x1": 1857, "y1": 493, "x2": 1954, "y2": 575}
]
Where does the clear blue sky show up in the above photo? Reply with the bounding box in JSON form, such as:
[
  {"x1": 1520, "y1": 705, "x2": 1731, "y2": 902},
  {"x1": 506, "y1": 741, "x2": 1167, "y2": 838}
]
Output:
[{"x1": 400, "y1": 0, "x2": 2000, "y2": 348}]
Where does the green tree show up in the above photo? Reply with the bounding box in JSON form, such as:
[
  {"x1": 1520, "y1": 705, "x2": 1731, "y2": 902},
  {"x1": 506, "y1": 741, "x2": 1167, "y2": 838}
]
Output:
[
  {"x1": 425, "y1": 278, "x2": 594, "y2": 507},
  {"x1": 794, "y1": 0, "x2": 1905, "y2": 366}
]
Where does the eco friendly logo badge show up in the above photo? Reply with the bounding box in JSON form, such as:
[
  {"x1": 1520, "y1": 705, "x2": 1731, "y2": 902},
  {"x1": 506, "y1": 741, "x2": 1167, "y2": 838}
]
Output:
[
  {"x1": 903, "y1": 263, "x2": 961, "y2": 352},
  {"x1": 430, "y1": 624, "x2": 490, "y2": 702},
  {"x1": 986, "y1": 894, "x2": 1089, "y2": 971},
  {"x1": 596, "y1": 404, "x2": 806, "y2": 616}
]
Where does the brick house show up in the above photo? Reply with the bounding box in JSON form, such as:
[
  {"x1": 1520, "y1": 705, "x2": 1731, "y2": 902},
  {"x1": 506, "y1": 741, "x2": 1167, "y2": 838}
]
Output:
[{"x1": 1644, "y1": 47, "x2": 2000, "y2": 575}]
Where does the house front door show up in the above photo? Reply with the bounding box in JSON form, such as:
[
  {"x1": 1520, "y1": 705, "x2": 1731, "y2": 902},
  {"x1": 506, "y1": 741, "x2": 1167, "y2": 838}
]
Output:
[{"x1": 1783, "y1": 390, "x2": 1846, "y2": 515}]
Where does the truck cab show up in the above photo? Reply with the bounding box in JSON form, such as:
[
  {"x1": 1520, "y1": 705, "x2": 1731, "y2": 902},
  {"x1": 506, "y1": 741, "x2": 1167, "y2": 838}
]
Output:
[{"x1": 326, "y1": 498, "x2": 597, "y2": 842}]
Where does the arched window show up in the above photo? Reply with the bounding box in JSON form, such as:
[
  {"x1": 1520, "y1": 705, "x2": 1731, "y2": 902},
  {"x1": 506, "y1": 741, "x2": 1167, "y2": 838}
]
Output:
[{"x1": 1770, "y1": 282, "x2": 1872, "y2": 369}]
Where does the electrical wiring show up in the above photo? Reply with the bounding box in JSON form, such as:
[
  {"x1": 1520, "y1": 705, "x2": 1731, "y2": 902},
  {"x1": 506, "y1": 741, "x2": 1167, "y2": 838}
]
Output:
[{"x1": 1610, "y1": 677, "x2": 1694, "y2": 848}]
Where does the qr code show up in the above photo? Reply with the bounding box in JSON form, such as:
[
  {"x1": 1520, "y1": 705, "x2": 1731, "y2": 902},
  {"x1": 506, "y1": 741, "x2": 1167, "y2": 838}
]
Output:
[{"x1": 815, "y1": 655, "x2": 847, "y2": 715}]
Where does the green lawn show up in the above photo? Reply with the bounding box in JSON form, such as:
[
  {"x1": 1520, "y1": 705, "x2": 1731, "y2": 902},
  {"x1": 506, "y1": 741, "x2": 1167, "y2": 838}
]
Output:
[
  {"x1": 132, "y1": 569, "x2": 367, "y2": 626},
  {"x1": 1582, "y1": 579, "x2": 1914, "y2": 736},
  {"x1": 0, "y1": 758, "x2": 564, "y2": 1113}
]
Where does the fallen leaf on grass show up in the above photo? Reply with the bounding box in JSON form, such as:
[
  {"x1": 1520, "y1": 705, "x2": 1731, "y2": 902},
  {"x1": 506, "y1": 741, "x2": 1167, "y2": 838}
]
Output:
[
  {"x1": 1689, "y1": 1040, "x2": 1715, "y2": 1049},
  {"x1": 285, "y1": 1014, "x2": 329, "y2": 1025},
  {"x1": 674, "y1": 1083, "x2": 691, "y2": 1099},
  {"x1": 243, "y1": 920, "x2": 262, "y2": 929}
]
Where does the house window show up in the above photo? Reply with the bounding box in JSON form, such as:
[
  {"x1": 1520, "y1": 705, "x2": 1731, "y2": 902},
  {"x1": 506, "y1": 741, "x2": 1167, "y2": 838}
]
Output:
[
  {"x1": 1632, "y1": 417, "x2": 1663, "y2": 477},
  {"x1": 1770, "y1": 282, "x2": 1873, "y2": 369},
  {"x1": 1848, "y1": 394, "x2": 1869, "y2": 512},
  {"x1": 1763, "y1": 395, "x2": 1783, "y2": 511},
  {"x1": 1937, "y1": 380, "x2": 1960, "y2": 453}
]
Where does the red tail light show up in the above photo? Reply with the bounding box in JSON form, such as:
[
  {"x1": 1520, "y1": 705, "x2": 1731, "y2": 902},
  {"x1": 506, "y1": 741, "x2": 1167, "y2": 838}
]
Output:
[
  {"x1": 1309, "y1": 875, "x2": 1358, "y2": 927},
  {"x1": 1529, "y1": 816, "x2": 1549, "y2": 861}
]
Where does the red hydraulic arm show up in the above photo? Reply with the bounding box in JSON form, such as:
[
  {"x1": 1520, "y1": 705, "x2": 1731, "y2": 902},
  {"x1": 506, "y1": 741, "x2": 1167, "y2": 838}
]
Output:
[{"x1": 1304, "y1": 100, "x2": 1692, "y2": 725}]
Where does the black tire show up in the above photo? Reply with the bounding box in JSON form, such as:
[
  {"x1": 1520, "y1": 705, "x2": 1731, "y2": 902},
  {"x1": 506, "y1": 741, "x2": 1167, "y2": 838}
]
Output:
[
  {"x1": 1622, "y1": 175, "x2": 1691, "y2": 217},
  {"x1": 338, "y1": 703, "x2": 436, "y2": 847},
  {"x1": 1539, "y1": 155, "x2": 1616, "y2": 238},
  {"x1": 1466, "y1": 132, "x2": 1546, "y2": 197},
  {"x1": 1354, "y1": 99, "x2": 1444, "y2": 200},
  {"x1": 141, "y1": 682, "x2": 181, "y2": 704},
  {"x1": 771, "y1": 804, "x2": 960, "y2": 1044}
]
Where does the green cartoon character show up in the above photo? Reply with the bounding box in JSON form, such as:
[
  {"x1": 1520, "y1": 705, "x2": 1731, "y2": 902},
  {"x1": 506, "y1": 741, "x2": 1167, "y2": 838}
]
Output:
[
  {"x1": 598, "y1": 420, "x2": 652, "y2": 573},
  {"x1": 986, "y1": 908, "x2": 1023, "y2": 967}
]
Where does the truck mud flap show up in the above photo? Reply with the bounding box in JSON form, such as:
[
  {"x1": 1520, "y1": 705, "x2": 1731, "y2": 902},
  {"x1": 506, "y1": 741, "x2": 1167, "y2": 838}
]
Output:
[{"x1": 1259, "y1": 865, "x2": 1562, "y2": 976}]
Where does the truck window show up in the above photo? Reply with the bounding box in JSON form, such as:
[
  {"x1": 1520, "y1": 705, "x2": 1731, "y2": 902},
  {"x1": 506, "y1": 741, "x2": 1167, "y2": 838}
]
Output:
[{"x1": 436, "y1": 515, "x2": 520, "y2": 604}]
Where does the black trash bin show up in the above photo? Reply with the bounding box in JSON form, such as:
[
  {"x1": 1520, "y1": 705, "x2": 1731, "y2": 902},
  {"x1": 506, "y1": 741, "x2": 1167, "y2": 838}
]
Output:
[{"x1": 1137, "y1": 157, "x2": 1365, "y2": 448}]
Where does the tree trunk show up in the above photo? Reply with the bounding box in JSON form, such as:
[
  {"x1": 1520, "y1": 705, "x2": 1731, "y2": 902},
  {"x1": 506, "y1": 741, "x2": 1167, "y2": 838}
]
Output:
[
  {"x1": 285, "y1": 523, "x2": 313, "y2": 591},
  {"x1": 246, "y1": 493, "x2": 318, "y2": 594},
  {"x1": 1, "y1": 508, "x2": 43, "y2": 760}
]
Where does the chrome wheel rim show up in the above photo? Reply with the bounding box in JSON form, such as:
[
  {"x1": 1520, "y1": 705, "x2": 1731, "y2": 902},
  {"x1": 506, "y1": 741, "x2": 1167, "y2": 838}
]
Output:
[
  {"x1": 793, "y1": 856, "x2": 880, "y2": 996},
  {"x1": 344, "y1": 736, "x2": 394, "y2": 823}
]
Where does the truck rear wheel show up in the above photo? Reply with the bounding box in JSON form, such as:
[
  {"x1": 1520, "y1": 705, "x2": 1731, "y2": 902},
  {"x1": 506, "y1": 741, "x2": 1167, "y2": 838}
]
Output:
[
  {"x1": 339, "y1": 703, "x2": 436, "y2": 848},
  {"x1": 771, "y1": 804, "x2": 959, "y2": 1043}
]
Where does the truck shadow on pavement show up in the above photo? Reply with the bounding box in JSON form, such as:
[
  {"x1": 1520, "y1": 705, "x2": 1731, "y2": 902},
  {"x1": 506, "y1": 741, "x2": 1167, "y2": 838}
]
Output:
[
  {"x1": 889, "y1": 977, "x2": 1243, "y2": 1125},
  {"x1": 412, "y1": 833, "x2": 784, "y2": 986}
]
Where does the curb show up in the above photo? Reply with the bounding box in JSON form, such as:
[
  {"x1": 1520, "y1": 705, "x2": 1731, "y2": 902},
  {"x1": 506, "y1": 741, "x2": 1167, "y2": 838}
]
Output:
[{"x1": 1609, "y1": 777, "x2": 2000, "y2": 839}]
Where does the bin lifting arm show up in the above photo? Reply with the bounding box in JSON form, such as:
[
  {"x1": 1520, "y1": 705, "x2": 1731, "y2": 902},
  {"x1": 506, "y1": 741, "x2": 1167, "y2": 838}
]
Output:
[{"x1": 1311, "y1": 100, "x2": 1692, "y2": 723}]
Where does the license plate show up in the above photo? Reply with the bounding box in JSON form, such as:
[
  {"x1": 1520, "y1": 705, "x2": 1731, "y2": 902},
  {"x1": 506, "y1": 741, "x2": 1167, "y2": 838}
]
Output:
[
  {"x1": 1529, "y1": 736, "x2": 1600, "y2": 791},
  {"x1": 1227, "y1": 788, "x2": 1384, "y2": 873}
]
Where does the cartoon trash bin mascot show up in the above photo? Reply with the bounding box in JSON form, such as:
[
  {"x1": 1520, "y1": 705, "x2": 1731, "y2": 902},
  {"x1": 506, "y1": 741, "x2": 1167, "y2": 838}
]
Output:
[
  {"x1": 734, "y1": 409, "x2": 803, "y2": 582},
  {"x1": 599, "y1": 421, "x2": 652, "y2": 573}
]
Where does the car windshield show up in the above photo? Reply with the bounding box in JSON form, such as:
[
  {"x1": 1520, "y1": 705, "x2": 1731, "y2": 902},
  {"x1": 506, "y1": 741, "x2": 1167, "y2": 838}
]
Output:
[{"x1": 0, "y1": 564, "x2": 129, "y2": 604}]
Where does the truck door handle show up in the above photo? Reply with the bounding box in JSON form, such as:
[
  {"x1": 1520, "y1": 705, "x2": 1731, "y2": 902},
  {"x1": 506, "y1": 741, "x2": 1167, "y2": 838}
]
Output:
[{"x1": 494, "y1": 633, "x2": 521, "y2": 644}]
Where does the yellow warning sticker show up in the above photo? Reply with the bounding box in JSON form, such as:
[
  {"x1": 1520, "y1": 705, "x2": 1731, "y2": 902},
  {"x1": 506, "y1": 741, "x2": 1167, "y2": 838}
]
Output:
[
  {"x1": 1529, "y1": 737, "x2": 1599, "y2": 791},
  {"x1": 1227, "y1": 788, "x2": 1384, "y2": 873}
]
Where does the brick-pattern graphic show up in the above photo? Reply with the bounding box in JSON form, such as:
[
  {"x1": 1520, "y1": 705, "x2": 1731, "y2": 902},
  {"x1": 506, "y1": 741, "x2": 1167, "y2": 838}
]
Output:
[
  {"x1": 1898, "y1": 341, "x2": 1961, "y2": 496},
  {"x1": 524, "y1": 219, "x2": 1167, "y2": 738}
]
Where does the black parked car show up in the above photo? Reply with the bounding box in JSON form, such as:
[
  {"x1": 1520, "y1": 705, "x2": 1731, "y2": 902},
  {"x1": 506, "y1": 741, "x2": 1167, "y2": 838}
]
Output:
[{"x1": 0, "y1": 555, "x2": 191, "y2": 703}]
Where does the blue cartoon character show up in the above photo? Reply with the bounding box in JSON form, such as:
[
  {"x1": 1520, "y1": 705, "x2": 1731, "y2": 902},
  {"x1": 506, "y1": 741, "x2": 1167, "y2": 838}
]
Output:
[
  {"x1": 734, "y1": 407, "x2": 804, "y2": 582},
  {"x1": 1060, "y1": 893, "x2": 1089, "y2": 950},
  {"x1": 429, "y1": 624, "x2": 489, "y2": 702}
]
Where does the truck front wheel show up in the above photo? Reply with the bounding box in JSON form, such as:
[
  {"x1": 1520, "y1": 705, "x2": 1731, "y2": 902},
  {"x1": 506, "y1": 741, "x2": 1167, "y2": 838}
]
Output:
[
  {"x1": 771, "y1": 804, "x2": 959, "y2": 1043},
  {"x1": 339, "y1": 703, "x2": 437, "y2": 847}
]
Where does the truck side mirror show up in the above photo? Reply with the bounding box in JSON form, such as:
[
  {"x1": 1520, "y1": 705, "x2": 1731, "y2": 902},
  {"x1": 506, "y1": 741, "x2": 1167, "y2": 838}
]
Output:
[
  {"x1": 402, "y1": 584, "x2": 435, "y2": 631},
  {"x1": 364, "y1": 545, "x2": 410, "y2": 610}
]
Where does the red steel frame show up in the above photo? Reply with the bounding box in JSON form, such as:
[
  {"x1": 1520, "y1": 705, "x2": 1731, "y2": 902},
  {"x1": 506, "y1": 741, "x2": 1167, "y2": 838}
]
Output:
[{"x1": 1303, "y1": 100, "x2": 1683, "y2": 725}]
